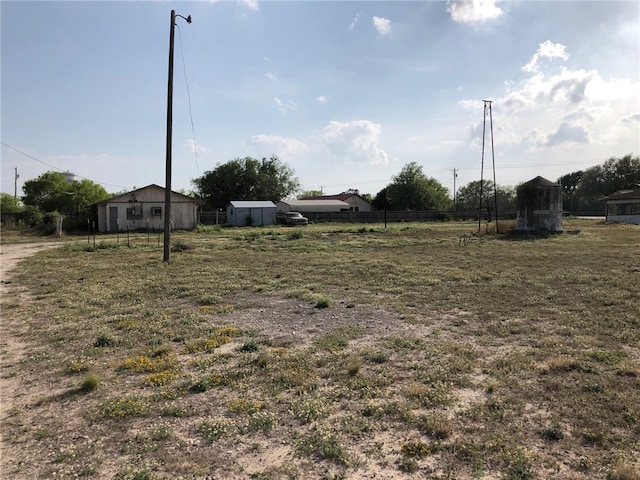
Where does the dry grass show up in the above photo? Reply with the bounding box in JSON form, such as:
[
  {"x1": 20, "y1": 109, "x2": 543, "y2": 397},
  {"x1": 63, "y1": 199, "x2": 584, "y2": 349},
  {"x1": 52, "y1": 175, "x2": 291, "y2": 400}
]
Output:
[{"x1": 1, "y1": 219, "x2": 639, "y2": 479}]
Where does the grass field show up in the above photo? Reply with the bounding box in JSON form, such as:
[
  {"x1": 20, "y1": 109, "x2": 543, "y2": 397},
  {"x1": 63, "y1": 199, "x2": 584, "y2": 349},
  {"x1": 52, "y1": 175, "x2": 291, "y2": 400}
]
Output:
[{"x1": 1, "y1": 219, "x2": 639, "y2": 479}]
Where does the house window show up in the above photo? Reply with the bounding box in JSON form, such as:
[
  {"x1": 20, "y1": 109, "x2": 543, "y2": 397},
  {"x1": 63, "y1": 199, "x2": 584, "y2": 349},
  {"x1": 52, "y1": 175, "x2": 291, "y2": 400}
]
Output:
[
  {"x1": 127, "y1": 205, "x2": 143, "y2": 220},
  {"x1": 151, "y1": 206, "x2": 162, "y2": 216}
]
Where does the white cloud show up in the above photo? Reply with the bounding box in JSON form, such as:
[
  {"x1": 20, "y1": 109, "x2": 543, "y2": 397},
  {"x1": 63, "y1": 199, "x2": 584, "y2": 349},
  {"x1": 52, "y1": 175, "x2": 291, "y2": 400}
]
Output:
[
  {"x1": 248, "y1": 134, "x2": 308, "y2": 156},
  {"x1": 348, "y1": 11, "x2": 362, "y2": 31},
  {"x1": 522, "y1": 40, "x2": 569, "y2": 73},
  {"x1": 372, "y1": 16, "x2": 391, "y2": 35},
  {"x1": 265, "y1": 72, "x2": 277, "y2": 81},
  {"x1": 447, "y1": 0, "x2": 503, "y2": 24},
  {"x1": 238, "y1": 0, "x2": 259, "y2": 12},
  {"x1": 542, "y1": 122, "x2": 589, "y2": 147},
  {"x1": 273, "y1": 97, "x2": 283, "y2": 108},
  {"x1": 316, "y1": 95, "x2": 327, "y2": 103},
  {"x1": 620, "y1": 113, "x2": 640, "y2": 125},
  {"x1": 288, "y1": 99, "x2": 298, "y2": 110},
  {"x1": 322, "y1": 120, "x2": 389, "y2": 166}
]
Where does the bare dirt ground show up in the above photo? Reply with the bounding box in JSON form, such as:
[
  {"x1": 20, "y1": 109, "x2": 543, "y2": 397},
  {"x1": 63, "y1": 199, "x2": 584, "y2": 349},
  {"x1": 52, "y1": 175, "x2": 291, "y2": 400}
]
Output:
[{"x1": 0, "y1": 242, "x2": 62, "y2": 472}]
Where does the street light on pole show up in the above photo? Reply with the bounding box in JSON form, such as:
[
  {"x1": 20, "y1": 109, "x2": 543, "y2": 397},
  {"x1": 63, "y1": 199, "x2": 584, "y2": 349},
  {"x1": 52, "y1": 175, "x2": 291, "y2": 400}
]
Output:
[{"x1": 164, "y1": 9, "x2": 192, "y2": 263}]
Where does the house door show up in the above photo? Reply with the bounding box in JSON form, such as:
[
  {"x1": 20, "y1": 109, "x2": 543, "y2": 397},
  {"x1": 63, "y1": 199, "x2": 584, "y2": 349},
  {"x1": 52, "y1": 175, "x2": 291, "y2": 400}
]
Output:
[{"x1": 109, "y1": 207, "x2": 118, "y2": 232}]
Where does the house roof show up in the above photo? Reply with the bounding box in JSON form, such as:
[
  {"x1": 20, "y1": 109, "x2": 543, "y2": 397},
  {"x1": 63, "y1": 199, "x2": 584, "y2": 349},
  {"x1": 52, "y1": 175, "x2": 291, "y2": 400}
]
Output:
[
  {"x1": 278, "y1": 199, "x2": 350, "y2": 207},
  {"x1": 97, "y1": 184, "x2": 198, "y2": 205},
  {"x1": 605, "y1": 189, "x2": 640, "y2": 202},
  {"x1": 300, "y1": 193, "x2": 371, "y2": 204},
  {"x1": 229, "y1": 201, "x2": 276, "y2": 208}
]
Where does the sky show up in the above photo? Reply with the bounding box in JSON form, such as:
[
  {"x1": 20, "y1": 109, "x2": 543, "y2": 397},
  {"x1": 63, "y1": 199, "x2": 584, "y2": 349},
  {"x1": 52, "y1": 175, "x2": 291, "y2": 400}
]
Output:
[{"x1": 2, "y1": 0, "x2": 639, "y2": 200}]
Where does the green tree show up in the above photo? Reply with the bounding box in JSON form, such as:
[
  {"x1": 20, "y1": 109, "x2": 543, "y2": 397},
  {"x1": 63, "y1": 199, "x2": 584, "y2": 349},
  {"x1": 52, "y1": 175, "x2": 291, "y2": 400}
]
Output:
[
  {"x1": 573, "y1": 154, "x2": 640, "y2": 213},
  {"x1": 383, "y1": 162, "x2": 452, "y2": 211},
  {"x1": 298, "y1": 190, "x2": 324, "y2": 199},
  {"x1": 456, "y1": 180, "x2": 516, "y2": 220},
  {"x1": 557, "y1": 171, "x2": 583, "y2": 215},
  {"x1": 22, "y1": 171, "x2": 109, "y2": 213},
  {"x1": 1, "y1": 192, "x2": 21, "y2": 213},
  {"x1": 192, "y1": 156, "x2": 300, "y2": 209}
]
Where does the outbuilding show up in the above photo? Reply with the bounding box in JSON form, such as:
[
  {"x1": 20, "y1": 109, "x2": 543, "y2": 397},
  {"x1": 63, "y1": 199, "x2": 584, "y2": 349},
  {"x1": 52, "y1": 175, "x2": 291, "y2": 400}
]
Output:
[
  {"x1": 299, "y1": 192, "x2": 372, "y2": 212},
  {"x1": 605, "y1": 189, "x2": 640, "y2": 224},
  {"x1": 227, "y1": 201, "x2": 276, "y2": 226},
  {"x1": 96, "y1": 184, "x2": 198, "y2": 233},
  {"x1": 516, "y1": 176, "x2": 563, "y2": 233}
]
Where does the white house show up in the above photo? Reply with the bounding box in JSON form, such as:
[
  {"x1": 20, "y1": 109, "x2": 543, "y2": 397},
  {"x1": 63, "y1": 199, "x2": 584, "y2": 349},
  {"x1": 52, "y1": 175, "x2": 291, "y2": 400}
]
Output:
[
  {"x1": 96, "y1": 184, "x2": 199, "y2": 233},
  {"x1": 227, "y1": 201, "x2": 277, "y2": 226},
  {"x1": 276, "y1": 199, "x2": 350, "y2": 213},
  {"x1": 605, "y1": 189, "x2": 640, "y2": 224}
]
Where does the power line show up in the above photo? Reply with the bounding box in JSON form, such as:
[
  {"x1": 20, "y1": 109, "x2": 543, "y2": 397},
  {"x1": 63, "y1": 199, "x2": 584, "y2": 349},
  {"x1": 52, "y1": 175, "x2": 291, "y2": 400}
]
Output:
[
  {"x1": 177, "y1": 24, "x2": 200, "y2": 176},
  {"x1": 1, "y1": 141, "x2": 128, "y2": 190}
]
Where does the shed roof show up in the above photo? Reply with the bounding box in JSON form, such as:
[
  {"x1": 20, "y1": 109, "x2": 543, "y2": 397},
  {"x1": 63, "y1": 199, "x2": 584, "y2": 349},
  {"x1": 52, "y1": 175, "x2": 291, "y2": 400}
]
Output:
[
  {"x1": 229, "y1": 201, "x2": 276, "y2": 208},
  {"x1": 518, "y1": 176, "x2": 560, "y2": 188},
  {"x1": 604, "y1": 189, "x2": 640, "y2": 201}
]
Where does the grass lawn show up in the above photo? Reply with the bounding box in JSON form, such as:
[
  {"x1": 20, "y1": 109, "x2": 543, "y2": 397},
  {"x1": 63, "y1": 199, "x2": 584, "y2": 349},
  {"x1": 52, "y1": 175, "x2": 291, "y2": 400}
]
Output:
[{"x1": 1, "y1": 219, "x2": 639, "y2": 479}]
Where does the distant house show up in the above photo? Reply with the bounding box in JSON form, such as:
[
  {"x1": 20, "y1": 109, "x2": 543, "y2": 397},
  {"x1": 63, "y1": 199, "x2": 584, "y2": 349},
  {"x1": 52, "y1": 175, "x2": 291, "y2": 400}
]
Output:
[
  {"x1": 276, "y1": 199, "x2": 350, "y2": 213},
  {"x1": 227, "y1": 201, "x2": 276, "y2": 226},
  {"x1": 300, "y1": 192, "x2": 372, "y2": 212},
  {"x1": 605, "y1": 189, "x2": 640, "y2": 224},
  {"x1": 96, "y1": 184, "x2": 199, "y2": 233}
]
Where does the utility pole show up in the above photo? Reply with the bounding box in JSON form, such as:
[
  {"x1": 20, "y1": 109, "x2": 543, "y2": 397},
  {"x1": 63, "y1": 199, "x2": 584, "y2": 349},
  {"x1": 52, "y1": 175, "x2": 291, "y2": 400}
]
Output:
[
  {"x1": 164, "y1": 9, "x2": 191, "y2": 263},
  {"x1": 14, "y1": 167, "x2": 19, "y2": 198},
  {"x1": 451, "y1": 168, "x2": 458, "y2": 209}
]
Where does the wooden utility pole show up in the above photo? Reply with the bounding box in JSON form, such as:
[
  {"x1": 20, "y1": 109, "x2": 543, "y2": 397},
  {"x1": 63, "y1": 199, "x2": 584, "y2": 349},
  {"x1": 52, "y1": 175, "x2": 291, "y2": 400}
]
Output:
[
  {"x1": 164, "y1": 10, "x2": 191, "y2": 263},
  {"x1": 451, "y1": 168, "x2": 458, "y2": 209},
  {"x1": 14, "y1": 167, "x2": 19, "y2": 198}
]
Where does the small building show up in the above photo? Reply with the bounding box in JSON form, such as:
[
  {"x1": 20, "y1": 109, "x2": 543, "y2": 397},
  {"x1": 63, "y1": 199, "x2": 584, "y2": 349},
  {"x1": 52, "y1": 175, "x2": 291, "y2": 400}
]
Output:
[
  {"x1": 516, "y1": 176, "x2": 563, "y2": 233},
  {"x1": 300, "y1": 191, "x2": 372, "y2": 212},
  {"x1": 227, "y1": 201, "x2": 276, "y2": 227},
  {"x1": 605, "y1": 189, "x2": 640, "y2": 224},
  {"x1": 96, "y1": 184, "x2": 198, "y2": 233},
  {"x1": 276, "y1": 199, "x2": 350, "y2": 213}
]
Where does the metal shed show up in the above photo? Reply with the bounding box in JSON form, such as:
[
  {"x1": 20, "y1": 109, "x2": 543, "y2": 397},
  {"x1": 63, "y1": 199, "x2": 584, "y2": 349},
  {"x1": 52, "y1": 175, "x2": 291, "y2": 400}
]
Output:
[
  {"x1": 516, "y1": 176, "x2": 563, "y2": 232},
  {"x1": 227, "y1": 201, "x2": 276, "y2": 227}
]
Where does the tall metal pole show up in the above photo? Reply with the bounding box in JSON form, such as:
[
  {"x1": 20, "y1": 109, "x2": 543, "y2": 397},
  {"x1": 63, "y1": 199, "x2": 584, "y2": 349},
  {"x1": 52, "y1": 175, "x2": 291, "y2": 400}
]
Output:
[
  {"x1": 479, "y1": 101, "x2": 489, "y2": 231},
  {"x1": 164, "y1": 10, "x2": 176, "y2": 263},
  {"x1": 164, "y1": 10, "x2": 191, "y2": 263},
  {"x1": 489, "y1": 102, "x2": 498, "y2": 233},
  {"x1": 14, "y1": 167, "x2": 19, "y2": 198}
]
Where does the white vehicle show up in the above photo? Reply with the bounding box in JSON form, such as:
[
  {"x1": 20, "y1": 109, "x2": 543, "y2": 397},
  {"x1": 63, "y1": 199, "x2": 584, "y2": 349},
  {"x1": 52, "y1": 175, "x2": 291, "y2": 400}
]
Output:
[{"x1": 282, "y1": 211, "x2": 309, "y2": 226}]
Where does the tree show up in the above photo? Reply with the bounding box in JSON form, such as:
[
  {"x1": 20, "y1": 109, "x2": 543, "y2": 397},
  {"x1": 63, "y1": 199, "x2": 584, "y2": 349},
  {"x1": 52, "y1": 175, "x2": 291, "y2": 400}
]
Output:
[
  {"x1": 299, "y1": 189, "x2": 324, "y2": 199},
  {"x1": 456, "y1": 180, "x2": 516, "y2": 220},
  {"x1": 22, "y1": 171, "x2": 110, "y2": 213},
  {"x1": 557, "y1": 171, "x2": 583, "y2": 215},
  {"x1": 382, "y1": 162, "x2": 452, "y2": 211},
  {"x1": 573, "y1": 154, "x2": 640, "y2": 213},
  {"x1": 192, "y1": 156, "x2": 300, "y2": 209},
  {"x1": 1, "y1": 192, "x2": 21, "y2": 213}
]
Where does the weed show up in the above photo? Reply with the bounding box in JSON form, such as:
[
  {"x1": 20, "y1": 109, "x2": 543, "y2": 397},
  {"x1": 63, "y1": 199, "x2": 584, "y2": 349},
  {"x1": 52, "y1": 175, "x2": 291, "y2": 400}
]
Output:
[
  {"x1": 150, "y1": 424, "x2": 171, "y2": 441},
  {"x1": 94, "y1": 330, "x2": 116, "y2": 347},
  {"x1": 401, "y1": 440, "x2": 432, "y2": 458},
  {"x1": 80, "y1": 372, "x2": 99, "y2": 392},
  {"x1": 540, "y1": 422, "x2": 564, "y2": 441},
  {"x1": 418, "y1": 415, "x2": 452, "y2": 440},
  {"x1": 197, "y1": 420, "x2": 228, "y2": 442},
  {"x1": 99, "y1": 397, "x2": 148, "y2": 419},
  {"x1": 296, "y1": 428, "x2": 349, "y2": 465},
  {"x1": 228, "y1": 398, "x2": 266, "y2": 414},
  {"x1": 290, "y1": 397, "x2": 328, "y2": 423}
]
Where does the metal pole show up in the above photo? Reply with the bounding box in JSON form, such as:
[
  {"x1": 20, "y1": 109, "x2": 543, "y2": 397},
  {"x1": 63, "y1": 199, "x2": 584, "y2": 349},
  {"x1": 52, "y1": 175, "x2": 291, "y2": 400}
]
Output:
[
  {"x1": 163, "y1": 10, "x2": 176, "y2": 263},
  {"x1": 479, "y1": 101, "x2": 488, "y2": 231},
  {"x1": 489, "y1": 102, "x2": 498, "y2": 232},
  {"x1": 14, "y1": 167, "x2": 19, "y2": 198}
]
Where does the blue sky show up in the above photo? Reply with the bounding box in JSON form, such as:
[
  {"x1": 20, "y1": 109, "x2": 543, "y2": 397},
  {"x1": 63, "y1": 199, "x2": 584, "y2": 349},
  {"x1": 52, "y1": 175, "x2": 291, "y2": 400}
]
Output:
[{"x1": 2, "y1": 0, "x2": 639, "y2": 199}]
